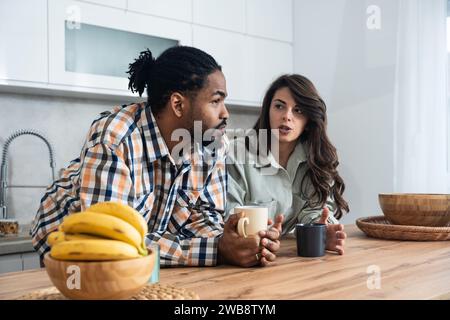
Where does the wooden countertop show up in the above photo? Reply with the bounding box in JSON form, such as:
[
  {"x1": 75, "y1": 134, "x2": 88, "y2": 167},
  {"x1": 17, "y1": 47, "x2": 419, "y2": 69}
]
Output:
[{"x1": 0, "y1": 225, "x2": 449, "y2": 300}]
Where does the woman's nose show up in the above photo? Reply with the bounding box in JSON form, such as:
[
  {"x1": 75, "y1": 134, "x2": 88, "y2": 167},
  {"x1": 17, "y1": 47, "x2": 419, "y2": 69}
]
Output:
[{"x1": 282, "y1": 110, "x2": 293, "y2": 121}]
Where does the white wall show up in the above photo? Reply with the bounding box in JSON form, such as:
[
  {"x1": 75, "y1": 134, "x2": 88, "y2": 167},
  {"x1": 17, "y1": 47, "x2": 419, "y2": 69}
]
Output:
[{"x1": 294, "y1": 0, "x2": 399, "y2": 224}]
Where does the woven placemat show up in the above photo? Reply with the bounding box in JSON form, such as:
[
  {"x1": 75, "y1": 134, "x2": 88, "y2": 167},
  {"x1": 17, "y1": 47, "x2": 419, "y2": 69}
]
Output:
[
  {"x1": 356, "y1": 216, "x2": 450, "y2": 241},
  {"x1": 16, "y1": 283, "x2": 200, "y2": 300}
]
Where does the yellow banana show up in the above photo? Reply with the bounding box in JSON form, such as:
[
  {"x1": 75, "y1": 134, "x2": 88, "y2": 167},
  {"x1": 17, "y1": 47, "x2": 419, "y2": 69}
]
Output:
[
  {"x1": 47, "y1": 231, "x2": 65, "y2": 246},
  {"x1": 86, "y1": 201, "x2": 148, "y2": 251},
  {"x1": 50, "y1": 239, "x2": 140, "y2": 261},
  {"x1": 47, "y1": 231, "x2": 104, "y2": 247},
  {"x1": 60, "y1": 212, "x2": 145, "y2": 255}
]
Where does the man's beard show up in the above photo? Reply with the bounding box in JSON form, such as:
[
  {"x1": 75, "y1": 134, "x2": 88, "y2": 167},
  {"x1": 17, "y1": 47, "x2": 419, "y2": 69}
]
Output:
[
  {"x1": 187, "y1": 115, "x2": 227, "y2": 146},
  {"x1": 202, "y1": 119, "x2": 227, "y2": 147}
]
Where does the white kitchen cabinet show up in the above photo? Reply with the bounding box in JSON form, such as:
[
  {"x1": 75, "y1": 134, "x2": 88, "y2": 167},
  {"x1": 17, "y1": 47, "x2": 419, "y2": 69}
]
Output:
[
  {"x1": 246, "y1": 0, "x2": 293, "y2": 42},
  {"x1": 245, "y1": 37, "x2": 294, "y2": 103},
  {"x1": 0, "y1": 0, "x2": 48, "y2": 83},
  {"x1": 0, "y1": 0, "x2": 294, "y2": 107},
  {"x1": 48, "y1": 0, "x2": 192, "y2": 93},
  {"x1": 22, "y1": 252, "x2": 41, "y2": 270},
  {"x1": 81, "y1": 0, "x2": 127, "y2": 9},
  {"x1": 193, "y1": 26, "x2": 293, "y2": 106},
  {"x1": 0, "y1": 254, "x2": 22, "y2": 274},
  {"x1": 127, "y1": 0, "x2": 192, "y2": 23},
  {"x1": 193, "y1": 26, "x2": 249, "y2": 105},
  {"x1": 0, "y1": 252, "x2": 41, "y2": 274},
  {"x1": 193, "y1": 0, "x2": 245, "y2": 33}
]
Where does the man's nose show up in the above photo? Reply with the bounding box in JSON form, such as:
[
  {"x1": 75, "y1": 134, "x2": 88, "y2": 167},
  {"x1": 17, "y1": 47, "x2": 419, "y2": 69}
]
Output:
[{"x1": 221, "y1": 104, "x2": 230, "y2": 120}]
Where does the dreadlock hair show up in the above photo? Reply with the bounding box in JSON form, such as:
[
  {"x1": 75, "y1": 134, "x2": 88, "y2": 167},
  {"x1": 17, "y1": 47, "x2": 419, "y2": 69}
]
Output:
[{"x1": 127, "y1": 46, "x2": 222, "y2": 114}]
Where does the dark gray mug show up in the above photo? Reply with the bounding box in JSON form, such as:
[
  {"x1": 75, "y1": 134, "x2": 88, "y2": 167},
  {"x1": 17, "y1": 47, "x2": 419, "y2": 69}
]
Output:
[{"x1": 295, "y1": 223, "x2": 327, "y2": 257}]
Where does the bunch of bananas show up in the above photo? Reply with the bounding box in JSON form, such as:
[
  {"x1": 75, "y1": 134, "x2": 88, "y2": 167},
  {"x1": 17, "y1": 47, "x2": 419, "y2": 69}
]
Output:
[{"x1": 47, "y1": 202, "x2": 148, "y2": 261}]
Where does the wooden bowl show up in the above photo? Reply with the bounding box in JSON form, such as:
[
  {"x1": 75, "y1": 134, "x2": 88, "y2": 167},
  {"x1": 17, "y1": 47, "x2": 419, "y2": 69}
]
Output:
[
  {"x1": 378, "y1": 193, "x2": 450, "y2": 227},
  {"x1": 43, "y1": 249, "x2": 155, "y2": 300}
]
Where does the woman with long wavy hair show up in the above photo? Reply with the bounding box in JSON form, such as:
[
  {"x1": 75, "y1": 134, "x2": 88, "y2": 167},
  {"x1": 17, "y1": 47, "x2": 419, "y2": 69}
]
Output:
[{"x1": 226, "y1": 74, "x2": 349, "y2": 266}]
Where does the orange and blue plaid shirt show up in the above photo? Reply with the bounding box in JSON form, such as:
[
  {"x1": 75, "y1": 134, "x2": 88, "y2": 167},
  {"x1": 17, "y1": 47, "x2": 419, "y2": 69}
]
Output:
[{"x1": 31, "y1": 102, "x2": 228, "y2": 266}]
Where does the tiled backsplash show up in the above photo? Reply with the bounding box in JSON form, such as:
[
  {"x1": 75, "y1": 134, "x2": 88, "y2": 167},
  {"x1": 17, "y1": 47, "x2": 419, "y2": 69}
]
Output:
[{"x1": 0, "y1": 92, "x2": 258, "y2": 224}]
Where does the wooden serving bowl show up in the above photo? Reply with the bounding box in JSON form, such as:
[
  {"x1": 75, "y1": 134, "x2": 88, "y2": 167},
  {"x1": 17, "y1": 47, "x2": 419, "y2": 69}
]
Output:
[
  {"x1": 378, "y1": 193, "x2": 450, "y2": 227},
  {"x1": 43, "y1": 249, "x2": 155, "y2": 300}
]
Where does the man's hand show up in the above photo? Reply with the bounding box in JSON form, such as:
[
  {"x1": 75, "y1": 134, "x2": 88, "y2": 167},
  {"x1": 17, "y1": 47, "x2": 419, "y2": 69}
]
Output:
[
  {"x1": 317, "y1": 207, "x2": 347, "y2": 255},
  {"x1": 218, "y1": 213, "x2": 261, "y2": 267},
  {"x1": 258, "y1": 214, "x2": 284, "y2": 267}
]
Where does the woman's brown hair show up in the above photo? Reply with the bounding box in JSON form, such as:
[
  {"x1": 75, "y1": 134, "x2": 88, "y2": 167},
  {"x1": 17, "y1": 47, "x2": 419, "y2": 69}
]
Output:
[{"x1": 253, "y1": 74, "x2": 349, "y2": 219}]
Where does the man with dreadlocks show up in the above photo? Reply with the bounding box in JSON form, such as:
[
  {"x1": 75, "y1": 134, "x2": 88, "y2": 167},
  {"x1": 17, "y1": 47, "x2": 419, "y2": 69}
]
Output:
[{"x1": 31, "y1": 46, "x2": 264, "y2": 267}]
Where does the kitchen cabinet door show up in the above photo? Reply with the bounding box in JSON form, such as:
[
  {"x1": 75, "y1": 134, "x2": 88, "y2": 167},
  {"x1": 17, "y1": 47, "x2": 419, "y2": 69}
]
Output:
[
  {"x1": 127, "y1": 0, "x2": 192, "y2": 23},
  {"x1": 22, "y1": 252, "x2": 41, "y2": 270},
  {"x1": 193, "y1": 0, "x2": 245, "y2": 33},
  {"x1": 193, "y1": 25, "x2": 293, "y2": 106},
  {"x1": 245, "y1": 37, "x2": 293, "y2": 103},
  {"x1": 193, "y1": 26, "x2": 251, "y2": 106},
  {"x1": 0, "y1": 254, "x2": 22, "y2": 274},
  {"x1": 82, "y1": 0, "x2": 127, "y2": 10},
  {"x1": 0, "y1": 0, "x2": 48, "y2": 83},
  {"x1": 48, "y1": 0, "x2": 192, "y2": 93},
  {"x1": 246, "y1": 0, "x2": 293, "y2": 42}
]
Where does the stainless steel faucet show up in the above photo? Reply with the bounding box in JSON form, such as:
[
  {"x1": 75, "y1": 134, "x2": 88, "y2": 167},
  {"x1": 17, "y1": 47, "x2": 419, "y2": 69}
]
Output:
[{"x1": 0, "y1": 129, "x2": 56, "y2": 220}]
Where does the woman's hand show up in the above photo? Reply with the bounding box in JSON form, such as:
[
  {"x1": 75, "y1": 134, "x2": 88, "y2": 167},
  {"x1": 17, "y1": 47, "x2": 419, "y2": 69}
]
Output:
[
  {"x1": 317, "y1": 207, "x2": 347, "y2": 255},
  {"x1": 258, "y1": 214, "x2": 285, "y2": 266}
]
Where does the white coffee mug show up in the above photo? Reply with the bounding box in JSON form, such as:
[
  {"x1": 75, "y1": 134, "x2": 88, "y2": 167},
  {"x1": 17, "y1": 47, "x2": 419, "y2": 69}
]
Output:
[{"x1": 234, "y1": 206, "x2": 268, "y2": 238}]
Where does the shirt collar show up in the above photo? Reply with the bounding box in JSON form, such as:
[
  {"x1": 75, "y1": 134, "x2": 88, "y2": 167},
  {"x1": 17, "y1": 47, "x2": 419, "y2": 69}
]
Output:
[{"x1": 254, "y1": 140, "x2": 307, "y2": 170}]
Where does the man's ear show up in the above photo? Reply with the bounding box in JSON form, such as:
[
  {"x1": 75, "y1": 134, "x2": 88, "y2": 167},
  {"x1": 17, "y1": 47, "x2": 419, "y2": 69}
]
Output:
[{"x1": 169, "y1": 92, "x2": 187, "y2": 118}]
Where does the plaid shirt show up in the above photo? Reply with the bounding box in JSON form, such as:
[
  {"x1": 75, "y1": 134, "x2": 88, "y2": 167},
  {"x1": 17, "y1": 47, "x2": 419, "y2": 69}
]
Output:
[{"x1": 31, "y1": 102, "x2": 228, "y2": 266}]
